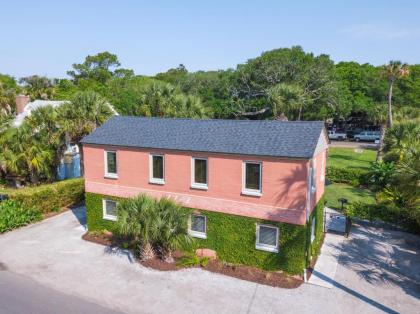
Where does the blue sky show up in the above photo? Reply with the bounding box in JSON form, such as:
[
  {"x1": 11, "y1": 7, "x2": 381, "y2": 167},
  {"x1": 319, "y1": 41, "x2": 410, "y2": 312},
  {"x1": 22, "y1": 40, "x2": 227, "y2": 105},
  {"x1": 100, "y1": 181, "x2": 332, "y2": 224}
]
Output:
[{"x1": 1, "y1": 0, "x2": 419, "y2": 78}]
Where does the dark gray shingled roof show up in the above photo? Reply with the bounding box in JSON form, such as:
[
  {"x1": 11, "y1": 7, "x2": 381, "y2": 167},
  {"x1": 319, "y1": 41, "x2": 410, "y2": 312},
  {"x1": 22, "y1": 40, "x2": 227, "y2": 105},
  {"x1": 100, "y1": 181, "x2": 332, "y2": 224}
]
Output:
[{"x1": 81, "y1": 116, "x2": 325, "y2": 159}]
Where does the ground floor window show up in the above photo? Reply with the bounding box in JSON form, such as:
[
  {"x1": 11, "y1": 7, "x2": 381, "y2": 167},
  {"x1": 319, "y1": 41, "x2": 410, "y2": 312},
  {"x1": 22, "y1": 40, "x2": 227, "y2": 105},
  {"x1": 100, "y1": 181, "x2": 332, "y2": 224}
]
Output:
[
  {"x1": 102, "y1": 199, "x2": 118, "y2": 221},
  {"x1": 189, "y1": 214, "x2": 207, "y2": 239},
  {"x1": 311, "y1": 217, "x2": 316, "y2": 242},
  {"x1": 256, "y1": 224, "x2": 279, "y2": 253}
]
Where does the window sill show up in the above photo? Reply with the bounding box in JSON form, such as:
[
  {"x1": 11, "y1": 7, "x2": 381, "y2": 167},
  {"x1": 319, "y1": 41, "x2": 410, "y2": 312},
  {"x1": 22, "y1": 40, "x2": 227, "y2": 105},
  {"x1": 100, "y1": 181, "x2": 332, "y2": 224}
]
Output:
[
  {"x1": 149, "y1": 179, "x2": 165, "y2": 185},
  {"x1": 191, "y1": 184, "x2": 208, "y2": 190},
  {"x1": 103, "y1": 215, "x2": 117, "y2": 221},
  {"x1": 255, "y1": 244, "x2": 278, "y2": 253},
  {"x1": 241, "y1": 190, "x2": 262, "y2": 197},
  {"x1": 104, "y1": 174, "x2": 118, "y2": 179},
  {"x1": 189, "y1": 231, "x2": 207, "y2": 239}
]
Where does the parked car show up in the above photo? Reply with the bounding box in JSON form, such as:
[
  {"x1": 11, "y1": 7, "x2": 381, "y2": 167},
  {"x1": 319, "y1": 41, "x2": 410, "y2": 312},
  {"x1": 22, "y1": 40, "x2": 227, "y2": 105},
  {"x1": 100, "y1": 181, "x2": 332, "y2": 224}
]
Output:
[
  {"x1": 354, "y1": 131, "x2": 380, "y2": 142},
  {"x1": 328, "y1": 130, "x2": 347, "y2": 140},
  {"x1": 346, "y1": 128, "x2": 363, "y2": 139}
]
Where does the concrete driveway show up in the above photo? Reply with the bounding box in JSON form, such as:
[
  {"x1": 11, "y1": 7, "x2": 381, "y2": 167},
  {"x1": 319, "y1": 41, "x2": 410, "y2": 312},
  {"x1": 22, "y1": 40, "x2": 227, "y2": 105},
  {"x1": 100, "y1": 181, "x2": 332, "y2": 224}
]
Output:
[{"x1": 0, "y1": 207, "x2": 419, "y2": 314}]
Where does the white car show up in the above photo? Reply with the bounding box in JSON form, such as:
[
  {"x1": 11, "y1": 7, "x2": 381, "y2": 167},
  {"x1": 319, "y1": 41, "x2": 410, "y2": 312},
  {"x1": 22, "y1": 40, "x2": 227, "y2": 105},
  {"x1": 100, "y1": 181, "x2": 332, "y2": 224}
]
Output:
[
  {"x1": 354, "y1": 131, "x2": 380, "y2": 142},
  {"x1": 328, "y1": 130, "x2": 347, "y2": 141}
]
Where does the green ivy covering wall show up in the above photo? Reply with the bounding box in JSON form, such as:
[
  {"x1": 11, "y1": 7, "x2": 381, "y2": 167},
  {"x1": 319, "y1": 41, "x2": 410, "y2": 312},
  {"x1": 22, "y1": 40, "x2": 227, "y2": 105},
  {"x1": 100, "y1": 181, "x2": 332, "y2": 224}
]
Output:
[
  {"x1": 85, "y1": 192, "x2": 122, "y2": 232},
  {"x1": 85, "y1": 192, "x2": 325, "y2": 275},
  {"x1": 306, "y1": 196, "x2": 325, "y2": 266}
]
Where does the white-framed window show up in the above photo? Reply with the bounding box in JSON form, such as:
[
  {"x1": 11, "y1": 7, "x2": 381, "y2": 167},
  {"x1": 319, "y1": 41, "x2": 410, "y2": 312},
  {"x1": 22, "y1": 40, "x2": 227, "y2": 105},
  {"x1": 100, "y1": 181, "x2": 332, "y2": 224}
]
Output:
[
  {"x1": 104, "y1": 150, "x2": 118, "y2": 178},
  {"x1": 149, "y1": 154, "x2": 165, "y2": 184},
  {"x1": 102, "y1": 199, "x2": 118, "y2": 221},
  {"x1": 256, "y1": 224, "x2": 279, "y2": 253},
  {"x1": 242, "y1": 161, "x2": 262, "y2": 196},
  {"x1": 189, "y1": 214, "x2": 207, "y2": 239},
  {"x1": 320, "y1": 152, "x2": 325, "y2": 182},
  {"x1": 191, "y1": 157, "x2": 208, "y2": 190},
  {"x1": 310, "y1": 160, "x2": 316, "y2": 193},
  {"x1": 311, "y1": 217, "x2": 316, "y2": 242}
]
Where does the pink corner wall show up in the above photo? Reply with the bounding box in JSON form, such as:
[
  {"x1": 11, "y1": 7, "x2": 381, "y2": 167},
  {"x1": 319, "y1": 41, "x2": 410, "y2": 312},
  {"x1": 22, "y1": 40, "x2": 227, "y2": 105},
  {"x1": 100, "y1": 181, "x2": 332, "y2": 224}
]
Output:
[
  {"x1": 309, "y1": 149, "x2": 327, "y2": 212},
  {"x1": 83, "y1": 144, "x2": 326, "y2": 225}
]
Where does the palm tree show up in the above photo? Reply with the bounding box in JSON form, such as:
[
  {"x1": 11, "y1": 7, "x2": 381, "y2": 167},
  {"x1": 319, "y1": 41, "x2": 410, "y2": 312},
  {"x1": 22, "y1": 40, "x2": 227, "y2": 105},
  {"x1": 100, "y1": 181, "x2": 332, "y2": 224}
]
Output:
[
  {"x1": 383, "y1": 122, "x2": 420, "y2": 162},
  {"x1": 267, "y1": 83, "x2": 306, "y2": 120},
  {"x1": 155, "y1": 198, "x2": 192, "y2": 262},
  {"x1": 116, "y1": 195, "x2": 159, "y2": 260},
  {"x1": 57, "y1": 91, "x2": 114, "y2": 174},
  {"x1": 383, "y1": 61, "x2": 409, "y2": 128}
]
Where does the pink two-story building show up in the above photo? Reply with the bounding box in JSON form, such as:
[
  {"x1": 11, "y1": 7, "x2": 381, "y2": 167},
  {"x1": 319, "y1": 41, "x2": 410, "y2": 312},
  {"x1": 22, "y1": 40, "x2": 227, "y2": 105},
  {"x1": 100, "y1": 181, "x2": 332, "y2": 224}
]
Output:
[{"x1": 82, "y1": 116, "x2": 328, "y2": 273}]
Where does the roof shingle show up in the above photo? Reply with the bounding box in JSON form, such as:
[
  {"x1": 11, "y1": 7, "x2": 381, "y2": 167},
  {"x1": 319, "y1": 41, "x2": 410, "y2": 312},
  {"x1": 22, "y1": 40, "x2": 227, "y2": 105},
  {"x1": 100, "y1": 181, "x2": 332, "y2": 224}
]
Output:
[{"x1": 81, "y1": 116, "x2": 325, "y2": 159}]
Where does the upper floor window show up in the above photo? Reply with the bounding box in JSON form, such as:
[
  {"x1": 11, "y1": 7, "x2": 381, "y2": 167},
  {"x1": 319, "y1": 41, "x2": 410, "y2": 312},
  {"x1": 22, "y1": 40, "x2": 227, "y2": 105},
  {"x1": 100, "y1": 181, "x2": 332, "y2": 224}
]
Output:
[
  {"x1": 104, "y1": 151, "x2": 117, "y2": 178},
  {"x1": 242, "y1": 161, "x2": 262, "y2": 196},
  {"x1": 310, "y1": 160, "x2": 316, "y2": 193},
  {"x1": 191, "y1": 157, "x2": 208, "y2": 189},
  {"x1": 320, "y1": 152, "x2": 325, "y2": 182},
  {"x1": 103, "y1": 199, "x2": 118, "y2": 221},
  {"x1": 149, "y1": 154, "x2": 165, "y2": 184}
]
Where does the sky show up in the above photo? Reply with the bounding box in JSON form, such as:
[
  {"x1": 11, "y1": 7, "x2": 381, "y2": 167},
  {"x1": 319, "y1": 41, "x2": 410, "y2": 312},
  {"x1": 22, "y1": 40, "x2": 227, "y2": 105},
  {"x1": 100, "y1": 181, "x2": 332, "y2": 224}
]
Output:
[{"x1": 1, "y1": 0, "x2": 419, "y2": 79}]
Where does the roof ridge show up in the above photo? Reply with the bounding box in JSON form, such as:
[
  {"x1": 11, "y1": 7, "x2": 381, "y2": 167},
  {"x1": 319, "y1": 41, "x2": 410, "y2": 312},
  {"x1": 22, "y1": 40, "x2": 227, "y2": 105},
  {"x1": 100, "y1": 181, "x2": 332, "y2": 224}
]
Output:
[{"x1": 113, "y1": 115, "x2": 324, "y2": 124}]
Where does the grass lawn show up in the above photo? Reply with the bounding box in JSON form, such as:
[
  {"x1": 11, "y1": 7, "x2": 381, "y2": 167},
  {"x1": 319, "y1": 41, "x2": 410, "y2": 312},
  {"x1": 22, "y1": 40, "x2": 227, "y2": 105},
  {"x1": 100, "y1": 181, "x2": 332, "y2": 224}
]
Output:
[
  {"x1": 325, "y1": 183, "x2": 376, "y2": 210},
  {"x1": 327, "y1": 147, "x2": 376, "y2": 171}
]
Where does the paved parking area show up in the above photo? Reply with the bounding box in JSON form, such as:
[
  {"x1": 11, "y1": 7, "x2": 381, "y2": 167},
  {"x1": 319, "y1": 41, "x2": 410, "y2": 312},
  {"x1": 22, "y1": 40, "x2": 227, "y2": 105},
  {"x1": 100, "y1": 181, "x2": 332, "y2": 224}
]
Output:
[{"x1": 0, "y1": 207, "x2": 419, "y2": 314}]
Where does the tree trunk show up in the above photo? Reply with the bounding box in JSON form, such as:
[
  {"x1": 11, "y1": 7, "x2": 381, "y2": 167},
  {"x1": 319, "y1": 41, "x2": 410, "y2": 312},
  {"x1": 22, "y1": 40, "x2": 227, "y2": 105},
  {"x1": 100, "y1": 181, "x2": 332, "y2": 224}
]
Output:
[
  {"x1": 298, "y1": 106, "x2": 303, "y2": 121},
  {"x1": 140, "y1": 242, "x2": 155, "y2": 261},
  {"x1": 163, "y1": 249, "x2": 174, "y2": 263},
  {"x1": 387, "y1": 80, "x2": 394, "y2": 128},
  {"x1": 376, "y1": 124, "x2": 386, "y2": 162}
]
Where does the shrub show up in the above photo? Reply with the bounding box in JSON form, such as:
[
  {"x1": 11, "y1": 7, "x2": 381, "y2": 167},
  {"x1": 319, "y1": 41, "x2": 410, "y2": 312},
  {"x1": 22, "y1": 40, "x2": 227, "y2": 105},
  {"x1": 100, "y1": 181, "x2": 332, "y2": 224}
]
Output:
[
  {"x1": 326, "y1": 166, "x2": 368, "y2": 186},
  {"x1": 6, "y1": 178, "x2": 84, "y2": 214},
  {"x1": 346, "y1": 202, "x2": 420, "y2": 234},
  {"x1": 176, "y1": 253, "x2": 208, "y2": 268},
  {"x1": 0, "y1": 200, "x2": 42, "y2": 233},
  {"x1": 366, "y1": 162, "x2": 395, "y2": 191}
]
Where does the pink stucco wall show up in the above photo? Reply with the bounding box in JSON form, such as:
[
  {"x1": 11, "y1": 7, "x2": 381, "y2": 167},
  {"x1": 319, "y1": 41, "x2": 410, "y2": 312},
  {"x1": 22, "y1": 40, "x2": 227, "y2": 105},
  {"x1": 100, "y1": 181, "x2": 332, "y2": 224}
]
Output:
[{"x1": 83, "y1": 144, "x2": 327, "y2": 225}]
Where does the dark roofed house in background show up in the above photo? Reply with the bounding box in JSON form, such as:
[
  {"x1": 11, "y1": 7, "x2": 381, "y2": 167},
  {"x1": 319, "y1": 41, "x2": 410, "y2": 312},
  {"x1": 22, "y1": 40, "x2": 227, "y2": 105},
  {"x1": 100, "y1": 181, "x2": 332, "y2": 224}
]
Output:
[{"x1": 82, "y1": 116, "x2": 328, "y2": 275}]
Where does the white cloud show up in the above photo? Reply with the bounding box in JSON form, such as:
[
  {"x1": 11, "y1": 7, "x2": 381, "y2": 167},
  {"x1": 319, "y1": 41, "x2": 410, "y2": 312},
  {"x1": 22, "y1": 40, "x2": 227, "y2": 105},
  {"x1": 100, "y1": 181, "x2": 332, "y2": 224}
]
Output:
[{"x1": 340, "y1": 25, "x2": 420, "y2": 40}]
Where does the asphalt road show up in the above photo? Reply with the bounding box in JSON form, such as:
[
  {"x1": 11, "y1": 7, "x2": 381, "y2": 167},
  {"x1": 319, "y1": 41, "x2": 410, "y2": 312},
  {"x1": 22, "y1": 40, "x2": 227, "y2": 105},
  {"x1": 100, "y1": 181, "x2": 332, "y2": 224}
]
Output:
[{"x1": 0, "y1": 271, "x2": 121, "y2": 314}]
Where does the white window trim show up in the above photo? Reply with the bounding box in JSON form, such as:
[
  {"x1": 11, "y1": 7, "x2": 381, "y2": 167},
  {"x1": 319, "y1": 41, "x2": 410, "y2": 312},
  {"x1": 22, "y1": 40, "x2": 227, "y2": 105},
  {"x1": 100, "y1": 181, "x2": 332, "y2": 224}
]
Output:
[
  {"x1": 191, "y1": 157, "x2": 208, "y2": 190},
  {"x1": 149, "y1": 154, "x2": 165, "y2": 185},
  {"x1": 310, "y1": 160, "x2": 316, "y2": 194},
  {"x1": 320, "y1": 152, "x2": 325, "y2": 182},
  {"x1": 102, "y1": 199, "x2": 118, "y2": 221},
  {"x1": 311, "y1": 217, "x2": 316, "y2": 243},
  {"x1": 188, "y1": 214, "x2": 207, "y2": 239},
  {"x1": 255, "y1": 224, "x2": 279, "y2": 253},
  {"x1": 242, "y1": 161, "x2": 262, "y2": 196},
  {"x1": 104, "y1": 150, "x2": 118, "y2": 179}
]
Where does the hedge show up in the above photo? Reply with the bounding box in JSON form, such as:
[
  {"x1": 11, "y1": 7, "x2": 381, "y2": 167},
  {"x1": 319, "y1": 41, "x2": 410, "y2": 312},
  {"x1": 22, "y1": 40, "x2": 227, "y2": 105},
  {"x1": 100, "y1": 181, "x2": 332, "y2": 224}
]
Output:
[
  {"x1": 326, "y1": 166, "x2": 368, "y2": 186},
  {"x1": 6, "y1": 179, "x2": 85, "y2": 214},
  {"x1": 346, "y1": 202, "x2": 420, "y2": 235},
  {"x1": 86, "y1": 192, "x2": 325, "y2": 275}
]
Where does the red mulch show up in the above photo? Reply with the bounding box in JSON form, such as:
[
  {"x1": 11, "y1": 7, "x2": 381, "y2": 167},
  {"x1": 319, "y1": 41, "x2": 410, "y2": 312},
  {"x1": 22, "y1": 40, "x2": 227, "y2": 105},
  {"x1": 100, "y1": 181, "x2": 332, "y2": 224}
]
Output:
[{"x1": 82, "y1": 231, "x2": 303, "y2": 288}]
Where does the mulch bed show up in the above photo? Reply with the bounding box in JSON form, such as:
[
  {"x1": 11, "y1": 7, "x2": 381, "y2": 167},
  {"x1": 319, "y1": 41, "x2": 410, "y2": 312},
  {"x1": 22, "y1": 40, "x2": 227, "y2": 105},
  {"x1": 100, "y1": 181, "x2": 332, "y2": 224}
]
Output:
[{"x1": 82, "y1": 231, "x2": 303, "y2": 288}]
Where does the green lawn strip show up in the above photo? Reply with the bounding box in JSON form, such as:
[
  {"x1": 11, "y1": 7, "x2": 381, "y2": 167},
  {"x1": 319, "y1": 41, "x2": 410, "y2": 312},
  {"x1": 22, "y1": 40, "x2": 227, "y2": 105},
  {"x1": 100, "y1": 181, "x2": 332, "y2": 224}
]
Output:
[
  {"x1": 327, "y1": 147, "x2": 376, "y2": 171},
  {"x1": 324, "y1": 183, "x2": 375, "y2": 210}
]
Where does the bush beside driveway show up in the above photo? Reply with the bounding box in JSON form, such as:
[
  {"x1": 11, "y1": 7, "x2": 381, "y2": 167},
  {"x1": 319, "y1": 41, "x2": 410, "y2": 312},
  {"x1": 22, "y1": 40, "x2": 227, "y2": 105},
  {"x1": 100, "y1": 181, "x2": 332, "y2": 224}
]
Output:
[{"x1": 0, "y1": 207, "x2": 418, "y2": 314}]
